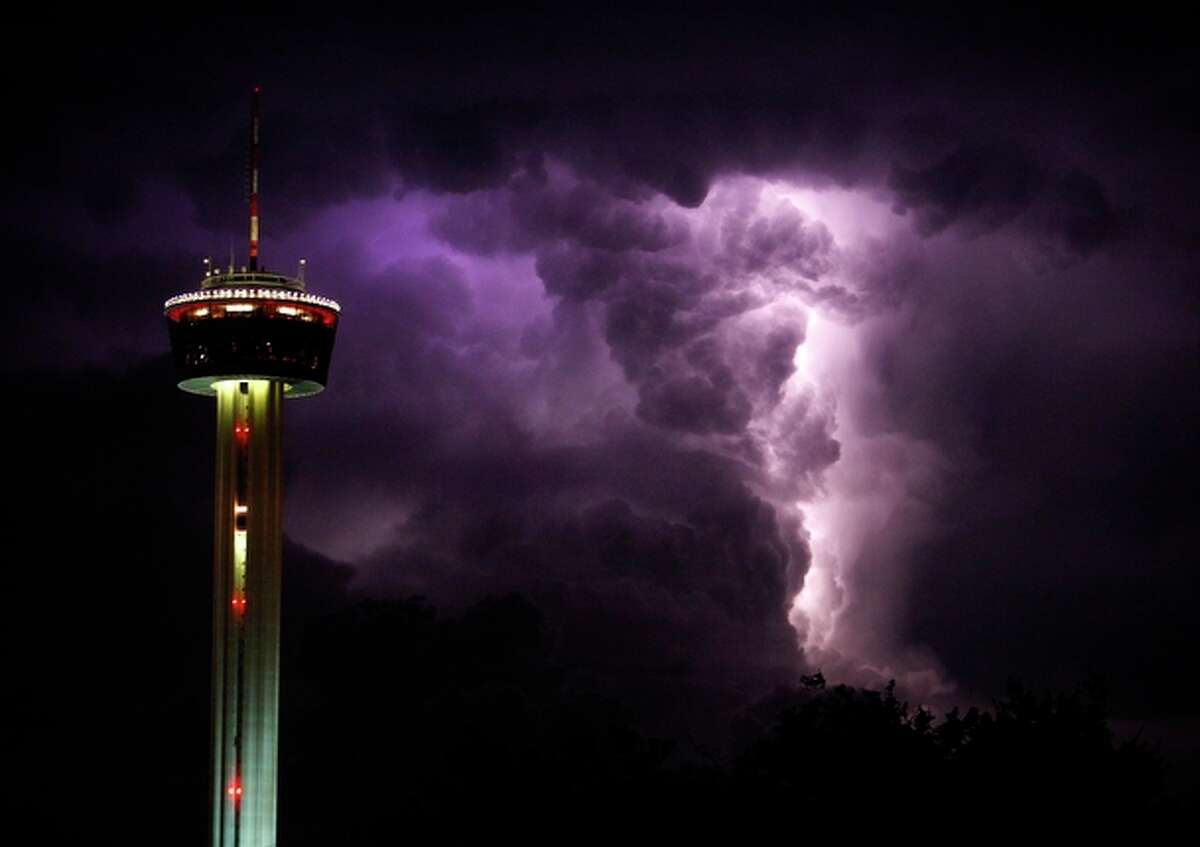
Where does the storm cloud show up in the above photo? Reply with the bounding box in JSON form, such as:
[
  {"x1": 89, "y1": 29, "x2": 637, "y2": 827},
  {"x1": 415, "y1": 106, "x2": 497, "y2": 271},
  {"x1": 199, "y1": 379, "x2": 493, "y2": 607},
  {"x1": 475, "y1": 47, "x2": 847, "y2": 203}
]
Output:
[{"x1": 9, "y1": 7, "x2": 1197, "y2": 734}]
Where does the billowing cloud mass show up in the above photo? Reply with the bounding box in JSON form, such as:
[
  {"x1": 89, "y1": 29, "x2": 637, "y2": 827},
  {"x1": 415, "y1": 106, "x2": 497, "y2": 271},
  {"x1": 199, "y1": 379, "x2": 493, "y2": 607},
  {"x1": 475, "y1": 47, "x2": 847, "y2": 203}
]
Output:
[{"x1": 7, "y1": 8, "x2": 1197, "y2": 731}]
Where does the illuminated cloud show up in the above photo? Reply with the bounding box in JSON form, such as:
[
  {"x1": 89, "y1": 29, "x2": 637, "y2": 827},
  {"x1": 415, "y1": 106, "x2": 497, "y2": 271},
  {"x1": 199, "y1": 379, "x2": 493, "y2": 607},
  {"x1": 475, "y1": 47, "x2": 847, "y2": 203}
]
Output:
[{"x1": 9, "y1": 10, "x2": 1196, "y2": 725}]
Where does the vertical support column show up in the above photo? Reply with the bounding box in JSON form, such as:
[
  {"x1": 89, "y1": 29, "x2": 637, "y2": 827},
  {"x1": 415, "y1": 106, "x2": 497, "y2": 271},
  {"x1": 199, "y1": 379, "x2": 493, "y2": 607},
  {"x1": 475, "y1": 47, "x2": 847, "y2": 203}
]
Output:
[
  {"x1": 241, "y1": 379, "x2": 283, "y2": 846},
  {"x1": 211, "y1": 383, "x2": 239, "y2": 847},
  {"x1": 211, "y1": 380, "x2": 284, "y2": 847}
]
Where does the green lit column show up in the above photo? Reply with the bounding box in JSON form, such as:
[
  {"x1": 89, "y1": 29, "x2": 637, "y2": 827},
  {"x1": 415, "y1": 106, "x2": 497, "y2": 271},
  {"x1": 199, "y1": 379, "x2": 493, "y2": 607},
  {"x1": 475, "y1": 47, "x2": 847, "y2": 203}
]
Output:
[{"x1": 211, "y1": 379, "x2": 283, "y2": 847}]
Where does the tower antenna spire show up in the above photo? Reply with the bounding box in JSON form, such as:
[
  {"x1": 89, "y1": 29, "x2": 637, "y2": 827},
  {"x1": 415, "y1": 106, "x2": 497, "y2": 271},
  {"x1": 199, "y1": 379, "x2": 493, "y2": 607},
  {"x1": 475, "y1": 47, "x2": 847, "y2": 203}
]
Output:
[{"x1": 248, "y1": 85, "x2": 262, "y2": 272}]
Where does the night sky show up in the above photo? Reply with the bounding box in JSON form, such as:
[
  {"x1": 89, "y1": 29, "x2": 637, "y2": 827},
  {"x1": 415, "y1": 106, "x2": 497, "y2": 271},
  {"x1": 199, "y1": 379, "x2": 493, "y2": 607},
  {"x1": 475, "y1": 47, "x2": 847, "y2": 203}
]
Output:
[{"x1": 6, "y1": 7, "x2": 1198, "y2": 829}]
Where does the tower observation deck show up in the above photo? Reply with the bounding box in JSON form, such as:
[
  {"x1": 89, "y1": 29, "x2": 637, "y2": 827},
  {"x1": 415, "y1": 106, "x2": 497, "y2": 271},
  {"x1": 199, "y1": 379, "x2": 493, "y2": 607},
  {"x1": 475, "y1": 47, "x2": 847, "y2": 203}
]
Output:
[
  {"x1": 165, "y1": 88, "x2": 340, "y2": 847},
  {"x1": 165, "y1": 270, "x2": 340, "y2": 398}
]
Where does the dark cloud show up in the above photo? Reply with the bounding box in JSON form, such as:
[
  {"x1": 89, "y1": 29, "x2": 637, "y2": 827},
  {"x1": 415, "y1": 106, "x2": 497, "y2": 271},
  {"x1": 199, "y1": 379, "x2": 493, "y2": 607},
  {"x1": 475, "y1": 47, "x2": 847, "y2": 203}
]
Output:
[
  {"x1": 353, "y1": 437, "x2": 802, "y2": 726},
  {"x1": 535, "y1": 246, "x2": 623, "y2": 301},
  {"x1": 757, "y1": 325, "x2": 806, "y2": 398},
  {"x1": 1037, "y1": 170, "x2": 1123, "y2": 255},
  {"x1": 384, "y1": 90, "x2": 868, "y2": 208},
  {"x1": 434, "y1": 175, "x2": 689, "y2": 258},
  {"x1": 0, "y1": 235, "x2": 194, "y2": 371},
  {"x1": 890, "y1": 146, "x2": 1124, "y2": 257},
  {"x1": 719, "y1": 200, "x2": 836, "y2": 278},
  {"x1": 637, "y1": 368, "x2": 753, "y2": 435},
  {"x1": 8, "y1": 7, "x2": 1199, "y2": 749},
  {"x1": 388, "y1": 100, "x2": 547, "y2": 195},
  {"x1": 890, "y1": 145, "x2": 1046, "y2": 236},
  {"x1": 263, "y1": 242, "x2": 811, "y2": 716},
  {"x1": 435, "y1": 179, "x2": 837, "y2": 449},
  {"x1": 849, "y1": 238, "x2": 1200, "y2": 711},
  {"x1": 180, "y1": 104, "x2": 393, "y2": 236}
]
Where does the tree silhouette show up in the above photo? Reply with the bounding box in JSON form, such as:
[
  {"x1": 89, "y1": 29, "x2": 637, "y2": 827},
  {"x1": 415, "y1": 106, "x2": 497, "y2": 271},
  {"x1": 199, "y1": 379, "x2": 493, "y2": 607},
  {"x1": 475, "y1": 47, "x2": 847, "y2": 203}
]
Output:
[{"x1": 273, "y1": 596, "x2": 1171, "y2": 838}]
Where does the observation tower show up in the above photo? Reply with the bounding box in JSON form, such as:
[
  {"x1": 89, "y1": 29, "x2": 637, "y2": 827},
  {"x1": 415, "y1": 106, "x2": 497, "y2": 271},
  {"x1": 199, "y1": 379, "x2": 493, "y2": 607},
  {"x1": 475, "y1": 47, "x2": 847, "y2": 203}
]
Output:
[{"x1": 164, "y1": 88, "x2": 340, "y2": 847}]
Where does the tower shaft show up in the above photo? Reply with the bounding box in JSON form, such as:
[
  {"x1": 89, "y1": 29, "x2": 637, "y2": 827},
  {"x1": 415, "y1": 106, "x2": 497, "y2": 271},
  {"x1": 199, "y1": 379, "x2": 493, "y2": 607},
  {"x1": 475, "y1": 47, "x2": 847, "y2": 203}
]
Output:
[{"x1": 211, "y1": 380, "x2": 284, "y2": 847}]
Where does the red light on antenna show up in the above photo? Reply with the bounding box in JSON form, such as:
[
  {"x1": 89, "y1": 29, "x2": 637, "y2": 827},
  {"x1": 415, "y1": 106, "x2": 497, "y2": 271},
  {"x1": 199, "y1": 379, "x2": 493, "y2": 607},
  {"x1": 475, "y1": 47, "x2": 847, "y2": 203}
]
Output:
[{"x1": 227, "y1": 779, "x2": 243, "y2": 801}]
